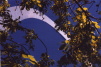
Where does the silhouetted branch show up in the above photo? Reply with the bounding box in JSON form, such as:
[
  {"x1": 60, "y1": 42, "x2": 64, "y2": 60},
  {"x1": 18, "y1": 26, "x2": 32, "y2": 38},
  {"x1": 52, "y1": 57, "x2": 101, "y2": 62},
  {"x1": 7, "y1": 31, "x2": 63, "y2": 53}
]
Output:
[{"x1": 37, "y1": 37, "x2": 48, "y2": 54}]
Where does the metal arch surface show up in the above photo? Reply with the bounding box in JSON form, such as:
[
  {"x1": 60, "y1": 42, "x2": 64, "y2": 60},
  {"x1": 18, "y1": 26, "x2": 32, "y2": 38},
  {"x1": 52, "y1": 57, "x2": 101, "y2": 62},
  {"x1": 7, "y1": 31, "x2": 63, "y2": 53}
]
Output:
[{"x1": 0, "y1": 6, "x2": 70, "y2": 40}]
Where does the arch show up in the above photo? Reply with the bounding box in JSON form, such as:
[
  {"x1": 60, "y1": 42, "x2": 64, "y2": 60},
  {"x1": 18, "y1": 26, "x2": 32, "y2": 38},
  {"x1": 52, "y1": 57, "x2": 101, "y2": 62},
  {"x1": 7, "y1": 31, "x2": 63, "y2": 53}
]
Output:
[{"x1": 1, "y1": 6, "x2": 70, "y2": 40}]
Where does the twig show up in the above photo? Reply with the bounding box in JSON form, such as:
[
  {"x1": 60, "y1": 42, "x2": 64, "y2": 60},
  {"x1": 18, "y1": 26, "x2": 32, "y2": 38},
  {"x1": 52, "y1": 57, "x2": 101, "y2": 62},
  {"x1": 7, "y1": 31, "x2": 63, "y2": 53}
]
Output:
[
  {"x1": 37, "y1": 37, "x2": 48, "y2": 54},
  {"x1": 7, "y1": 39, "x2": 31, "y2": 55}
]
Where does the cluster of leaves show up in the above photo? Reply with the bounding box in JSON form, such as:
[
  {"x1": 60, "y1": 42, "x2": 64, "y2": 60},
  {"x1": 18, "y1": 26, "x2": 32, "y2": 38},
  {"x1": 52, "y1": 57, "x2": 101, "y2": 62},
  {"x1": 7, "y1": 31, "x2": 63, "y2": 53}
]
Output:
[
  {"x1": 20, "y1": 0, "x2": 52, "y2": 14},
  {"x1": 1, "y1": 0, "x2": 101, "y2": 67},
  {"x1": 56, "y1": 0, "x2": 101, "y2": 67}
]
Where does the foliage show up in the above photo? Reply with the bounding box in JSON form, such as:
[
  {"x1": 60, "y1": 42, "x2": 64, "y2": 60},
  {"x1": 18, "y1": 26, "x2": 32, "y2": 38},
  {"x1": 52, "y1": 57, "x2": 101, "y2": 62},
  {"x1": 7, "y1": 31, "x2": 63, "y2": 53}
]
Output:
[{"x1": 0, "y1": 0, "x2": 101, "y2": 67}]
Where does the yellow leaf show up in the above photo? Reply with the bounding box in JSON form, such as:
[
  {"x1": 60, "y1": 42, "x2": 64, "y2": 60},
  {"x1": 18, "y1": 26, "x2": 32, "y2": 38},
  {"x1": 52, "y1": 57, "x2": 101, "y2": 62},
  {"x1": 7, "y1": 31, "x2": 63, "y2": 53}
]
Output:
[
  {"x1": 92, "y1": 36, "x2": 95, "y2": 39},
  {"x1": 91, "y1": 31, "x2": 94, "y2": 34},
  {"x1": 22, "y1": 54, "x2": 28, "y2": 58},
  {"x1": 95, "y1": 24, "x2": 100, "y2": 28},
  {"x1": 64, "y1": 24, "x2": 68, "y2": 27},
  {"x1": 38, "y1": 4, "x2": 42, "y2": 7},
  {"x1": 26, "y1": 2, "x2": 29, "y2": 4},
  {"x1": 98, "y1": 36, "x2": 101, "y2": 39},
  {"x1": 91, "y1": 40, "x2": 96, "y2": 43},
  {"x1": 37, "y1": 0, "x2": 41, "y2": 3},
  {"x1": 0, "y1": 6, "x2": 3, "y2": 11},
  {"x1": 83, "y1": 7, "x2": 88, "y2": 11},
  {"x1": 64, "y1": 0, "x2": 68, "y2": 2},
  {"x1": 82, "y1": 13, "x2": 86, "y2": 22},
  {"x1": 65, "y1": 40, "x2": 69, "y2": 43},
  {"x1": 76, "y1": 15, "x2": 81, "y2": 20},
  {"x1": 67, "y1": 21, "x2": 71, "y2": 24},
  {"x1": 67, "y1": 32, "x2": 70, "y2": 35},
  {"x1": 92, "y1": 21, "x2": 100, "y2": 28},
  {"x1": 22, "y1": 54, "x2": 38, "y2": 65},
  {"x1": 28, "y1": 55, "x2": 37, "y2": 62},
  {"x1": 92, "y1": 21, "x2": 98, "y2": 25},
  {"x1": 91, "y1": 43, "x2": 97, "y2": 47},
  {"x1": 80, "y1": 23, "x2": 83, "y2": 28},
  {"x1": 77, "y1": 49, "x2": 81, "y2": 52},
  {"x1": 29, "y1": 60, "x2": 40, "y2": 66},
  {"x1": 77, "y1": 7, "x2": 88, "y2": 11}
]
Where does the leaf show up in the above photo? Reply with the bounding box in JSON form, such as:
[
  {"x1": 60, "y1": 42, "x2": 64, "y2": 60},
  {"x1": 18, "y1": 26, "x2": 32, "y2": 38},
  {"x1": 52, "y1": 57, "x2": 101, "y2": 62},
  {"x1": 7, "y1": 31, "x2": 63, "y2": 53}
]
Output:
[
  {"x1": 67, "y1": 21, "x2": 71, "y2": 24},
  {"x1": 82, "y1": 13, "x2": 86, "y2": 22},
  {"x1": 28, "y1": 55, "x2": 37, "y2": 62},
  {"x1": 91, "y1": 43, "x2": 97, "y2": 47},
  {"x1": 67, "y1": 32, "x2": 71, "y2": 35},
  {"x1": 77, "y1": 7, "x2": 88, "y2": 11},
  {"x1": 91, "y1": 40, "x2": 96, "y2": 43},
  {"x1": 37, "y1": 0, "x2": 41, "y2": 3},
  {"x1": 83, "y1": 7, "x2": 88, "y2": 11},
  {"x1": 65, "y1": 40, "x2": 69, "y2": 44},
  {"x1": 0, "y1": 6, "x2": 3, "y2": 11},
  {"x1": 64, "y1": 0, "x2": 68, "y2": 2},
  {"x1": 92, "y1": 36, "x2": 95, "y2": 39},
  {"x1": 76, "y1": 15, "x2": 81, "y2": 20},
  {"x1": 38, "y1": 4, "x2": 42, "y2": 7},
  {"x1": 22, "y1": 54, "x2": 28, "y2": 58},
  {"x1": 92, "y1": 21, "x2": 100, "y2": 28},
  {"x1": 92, "y1": 21, "x2": 98, "y2": 25},
  {"x1": 22, "y1": 54, "x2": 38, "y2": 65},
  {"x1": 95, "y1": 24, "x2": 100, "y2": 28}
]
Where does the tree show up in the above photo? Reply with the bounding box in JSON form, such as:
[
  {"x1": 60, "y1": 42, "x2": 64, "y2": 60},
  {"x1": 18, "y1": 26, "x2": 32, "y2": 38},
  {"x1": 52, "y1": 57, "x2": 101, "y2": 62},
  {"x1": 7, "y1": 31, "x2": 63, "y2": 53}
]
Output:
[{"x1": 0, "y1": 0, "x2": 101, "y2": 67}]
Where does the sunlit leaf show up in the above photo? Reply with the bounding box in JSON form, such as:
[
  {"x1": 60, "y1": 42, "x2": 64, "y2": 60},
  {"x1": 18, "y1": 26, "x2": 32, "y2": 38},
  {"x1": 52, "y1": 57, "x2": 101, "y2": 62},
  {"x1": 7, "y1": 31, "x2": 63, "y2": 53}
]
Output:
[
  {"x1": 92, "y1": 36, "x2": 95, "y2": 39},
  {"x1": 38, "y1": 4, "x2": 42, "y2": 7},
  {"x1": 67, "y1": 21, "x2": 71, "y2": 24},
  {"x1": 77, "y1": 7, "x2": 88, "y2": 11},
  {"x1": 22, "y1": 54, "x2": 38, "y2": 65},
  {"x1": 28, "y1": 55, "x2": 37, "y2": 62},
  {"x1": 67, "y1": 32, "x2": 70, "y2": 35},
  {"x1": 22, "y1": 54, "x2": 28, "y2": 58},
  {"x1": 91, "y1": 40, "x2": 96, "y2": 43},
  {"x1": 0, "y1": 6, "x2": 3, "y2": 11},
  {"x1": 92, "y1": 21, "x2": 98, "y2": 25},
  {"x1": 65, "y1": 40, "x2": 69, "y2": 44},
  {"x1": 37, "y1": 0, "x2": 41, "y2": 3},
  {"x1": 95, "y1": 24, "x2": 100, "y2": 28},
  {"x1": 64, "y1": 0, "x2": 68, "y2": 2},
  {"x1": 91, "y1": 43, "x2": 97, "y2": 47}
]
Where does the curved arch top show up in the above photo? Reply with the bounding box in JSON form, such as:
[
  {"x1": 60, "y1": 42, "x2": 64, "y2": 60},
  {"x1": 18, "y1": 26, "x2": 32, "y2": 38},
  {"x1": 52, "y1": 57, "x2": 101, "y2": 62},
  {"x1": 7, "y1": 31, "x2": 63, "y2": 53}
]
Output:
[{"x1": 1, "y1": 6, "x2": 70, "y2": 40}]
